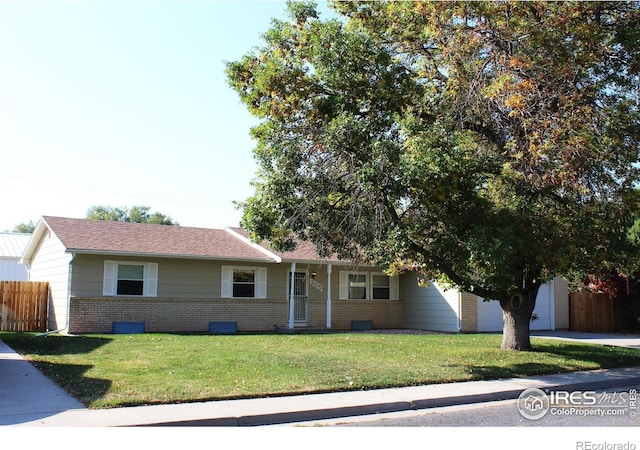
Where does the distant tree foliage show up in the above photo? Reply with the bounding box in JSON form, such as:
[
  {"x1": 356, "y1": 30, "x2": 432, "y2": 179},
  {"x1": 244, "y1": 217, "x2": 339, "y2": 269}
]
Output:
[
  {"x1": 12, "y1": 221, "x2": 36, "y2": 233},
  {"x1": 86, "y1": 206, "x2": 179, "y2": 225}
]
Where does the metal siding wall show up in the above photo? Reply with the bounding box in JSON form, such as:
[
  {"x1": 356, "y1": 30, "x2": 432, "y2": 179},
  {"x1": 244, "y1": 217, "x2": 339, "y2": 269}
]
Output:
[
  {"x1": 401, "y1": 275, "x2": 460, "y2": 332},
  {"x1": 0, "y1": 259, "x2": 28, "y2": 281}
]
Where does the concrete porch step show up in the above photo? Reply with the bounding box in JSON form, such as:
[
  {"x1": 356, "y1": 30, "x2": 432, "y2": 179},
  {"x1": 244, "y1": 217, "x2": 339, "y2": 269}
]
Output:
[{"x1": 276, "y1": 326, "x2": 334, "y2": 334}]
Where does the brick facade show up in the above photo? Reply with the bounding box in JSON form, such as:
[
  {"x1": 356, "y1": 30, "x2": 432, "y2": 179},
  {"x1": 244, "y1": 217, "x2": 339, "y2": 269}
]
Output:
[
  {"x1": 68, "y1": 296, "x2": 403, "y2": 334},
  {"x1": 459, "y1": 292, "x2": 478, "y2": 333},
  {"x1": 554, "y1": 277, "x2": 570, "y2": 329},
  {"x1": 329, "y1": 300, "x2": 403, "y2": 330}
]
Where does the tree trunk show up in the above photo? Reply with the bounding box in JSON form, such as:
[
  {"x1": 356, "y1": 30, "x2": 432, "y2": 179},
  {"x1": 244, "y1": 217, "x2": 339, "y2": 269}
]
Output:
[{"x1": 499, "y1": 285, "x2": 540, "y2": 351}]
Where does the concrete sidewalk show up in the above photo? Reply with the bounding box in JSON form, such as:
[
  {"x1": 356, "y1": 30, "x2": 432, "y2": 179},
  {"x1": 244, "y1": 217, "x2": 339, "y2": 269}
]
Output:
[
  {"x1": 0, "y1": 338, "x2": 85, "y2": 426},
  {"x1": 1, "y1": 332, "x2": 640, "y2": 427}
]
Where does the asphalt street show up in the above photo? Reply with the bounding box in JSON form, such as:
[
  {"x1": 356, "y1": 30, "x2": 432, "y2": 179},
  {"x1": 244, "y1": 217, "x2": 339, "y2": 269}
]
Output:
[{"x1": 294, "y1": 384, "x2": 640, "y2": 427}]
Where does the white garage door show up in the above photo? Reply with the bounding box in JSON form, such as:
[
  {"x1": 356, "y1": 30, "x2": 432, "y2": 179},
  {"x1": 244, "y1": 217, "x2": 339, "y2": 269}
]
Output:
[
  {"x1": 477, "y1": 282, "x2": 554, "y2": 332},
  {"x1": 476, "y1": 297, "x2": 504, "y2": 332}
]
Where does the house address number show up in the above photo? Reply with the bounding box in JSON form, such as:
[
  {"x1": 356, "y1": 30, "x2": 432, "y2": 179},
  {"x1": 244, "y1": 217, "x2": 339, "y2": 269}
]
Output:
[{"x1": 310, "y1": 278, "x2": 323, "y2": 292}]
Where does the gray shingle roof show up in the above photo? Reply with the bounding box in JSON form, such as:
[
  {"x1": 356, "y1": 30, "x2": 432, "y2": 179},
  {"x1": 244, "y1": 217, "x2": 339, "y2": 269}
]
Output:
[
  {"x1": 41, "y1": 216, "x2": 275, "y2": 261},
  {"x1": 227, "y1": 227, "x2": 343, "y2": 263}
]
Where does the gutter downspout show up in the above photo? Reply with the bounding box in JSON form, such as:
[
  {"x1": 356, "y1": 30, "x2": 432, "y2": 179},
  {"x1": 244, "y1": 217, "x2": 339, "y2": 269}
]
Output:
[
  {"x1": 549, "y1": 277, "x2": 556, "y2": 331},
  {"x1": 64, "y1": 252, "x2": 75, "y2": 333},
  {"x1": 457, "y1": 292, "x2": 462, "y2": 333},
  {"x1": 326, "y1": 264, "x2": 332, "y2": 329}
]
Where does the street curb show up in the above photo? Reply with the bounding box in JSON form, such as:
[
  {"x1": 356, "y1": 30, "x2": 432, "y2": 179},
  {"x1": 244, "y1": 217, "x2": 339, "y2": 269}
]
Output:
[{"x1": 139, "y1": 372, "x2": 640, "y2": 427}]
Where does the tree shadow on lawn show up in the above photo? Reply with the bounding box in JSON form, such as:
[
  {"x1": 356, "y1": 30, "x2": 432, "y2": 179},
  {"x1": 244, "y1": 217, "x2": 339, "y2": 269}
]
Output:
[
  {"x1": 533, "y1": 341, "x2": 640, "y2": 367},
  {"x1": 31, "y1": 360, "x2": 111, "y2": 407},
  {"x1": 1, "y1": 333, "x2": 113, "y2": 406},
  {"x1": 451, "y1": 342, "x2": 640, "y2": 381},
  {"x1": 0, "y1": 333, "x2": 112, "y2": 355}
]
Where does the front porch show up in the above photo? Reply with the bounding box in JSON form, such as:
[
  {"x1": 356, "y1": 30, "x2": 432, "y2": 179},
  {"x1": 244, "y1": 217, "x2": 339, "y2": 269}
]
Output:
[
  {"x1": 285, "y1": 262, "x2": 334, "y2": 329},
  {"x1": 284, "y1": 262, "x2": 403, "y2": 332},
  {"x1": 277, "y1": 319, "x2": 376, "y2": 334}
]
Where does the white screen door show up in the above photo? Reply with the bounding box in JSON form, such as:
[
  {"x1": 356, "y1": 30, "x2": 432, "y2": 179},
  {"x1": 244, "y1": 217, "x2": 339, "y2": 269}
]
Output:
[{"x1": 288, "y1": 272, "x2": 308, "y2": 323}]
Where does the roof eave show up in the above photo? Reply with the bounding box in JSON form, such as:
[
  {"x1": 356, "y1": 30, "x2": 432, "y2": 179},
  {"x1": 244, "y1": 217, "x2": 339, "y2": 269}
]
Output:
[
  {"x1": 278, "y1": 257, "x2": 353, "y2": 266},
  {"x1": 20, "y1": 218, "x2": 51, "y2": 264},
  {"x1": 66, "y1": 249, "x2": 276, "y2": 263},
  {"x1": 224, "y1": 228, "x2": 282, "y2": 263}
]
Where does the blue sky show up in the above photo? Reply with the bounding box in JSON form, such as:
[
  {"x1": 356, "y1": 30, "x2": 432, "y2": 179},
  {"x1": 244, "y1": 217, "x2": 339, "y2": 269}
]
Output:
[{"x1": 0, "y1": 0, "x2": 333, "y2": 231}]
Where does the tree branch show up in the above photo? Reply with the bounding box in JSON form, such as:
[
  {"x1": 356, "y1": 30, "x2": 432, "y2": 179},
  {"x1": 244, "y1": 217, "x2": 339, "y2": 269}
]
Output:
[
  {"x1": 462, "y1": 121, "x2": 507, "y2": 151},
  {"x1": 406, "y1": 240, "x2": 503, "y2": 300}
]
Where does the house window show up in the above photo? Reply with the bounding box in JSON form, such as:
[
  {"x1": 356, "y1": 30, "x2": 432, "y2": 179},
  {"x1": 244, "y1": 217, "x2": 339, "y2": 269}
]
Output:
[
  {"x1": 372, "y1": 274, "x2": 390, "y2": 300},
  {"x1": 340, "y1": 271, "x2": 399, "y2": 300},
  {"x1": 233, "y1": 269, "x2": 255, "y2": 298},
  {"x1": 103, "y1": 261, "x2": 158, "y2": 297},
  {"x1": 221, "y1": 266, "x2": 267, "y2": 299},
  {"x1": 348, "y1": 273, "x2": 368, "y2": 299},
  {"x1": 117, "y1": 264, "x2": 144, "y2": 296}
]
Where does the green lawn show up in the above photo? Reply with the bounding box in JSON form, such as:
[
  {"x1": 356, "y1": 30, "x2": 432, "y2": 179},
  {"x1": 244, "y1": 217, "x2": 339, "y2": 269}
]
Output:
[{"x1": 2, "y1": 331, "x2": 640, "y2": 409}]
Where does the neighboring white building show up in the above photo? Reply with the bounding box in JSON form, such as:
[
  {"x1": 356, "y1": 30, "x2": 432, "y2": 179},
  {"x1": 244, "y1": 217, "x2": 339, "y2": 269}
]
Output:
[{"x1": 0, "y1": 232, "x2": 30, "y2": 281}]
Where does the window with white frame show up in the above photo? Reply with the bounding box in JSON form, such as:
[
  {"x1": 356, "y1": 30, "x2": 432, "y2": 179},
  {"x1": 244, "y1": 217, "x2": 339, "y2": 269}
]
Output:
[
  {"x1": 348, "y1": 273, "x2": 368, "y2": 299},
  {"x1": 103, "y1": 261, "x2": 158, "y2": 297},
  {"x1": 221, "y1": 266, "x2": 267, "y2": 299},
  {"x1": 339, "y1": 271, "x2": 368, "y2": 300},
  {"x1": 372, "y1": 274, "x2": 391, "y2": 299},
  {"x1": 117, "y1": 264, "x2": 144, "y2": 295},
  {"x1": 233, "y1": 269, "x2": 255, "y2": 298},
  {"x1": 340, "y1": 271, "x2": 399, "y2": 300}
]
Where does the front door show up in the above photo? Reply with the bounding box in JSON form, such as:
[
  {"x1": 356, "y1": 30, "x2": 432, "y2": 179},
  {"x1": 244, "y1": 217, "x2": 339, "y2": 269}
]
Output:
[{"x1": 288, "y1": 272, "x2": 308, "y2": 324}]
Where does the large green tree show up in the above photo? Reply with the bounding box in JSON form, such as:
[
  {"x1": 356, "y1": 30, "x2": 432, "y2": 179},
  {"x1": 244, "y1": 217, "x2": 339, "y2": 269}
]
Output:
[
  {"x1": 227, "y1": 1, "x2": 640, "y2": 350},
  {"x1": 86, "y1": 205, "x2": 179, "y2": 226}
]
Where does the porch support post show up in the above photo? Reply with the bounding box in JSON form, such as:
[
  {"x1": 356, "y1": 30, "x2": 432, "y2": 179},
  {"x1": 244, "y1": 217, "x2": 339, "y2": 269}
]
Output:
[
  {"x1": 326, "y1": 264, "x2": 332, "y2": 329},
  {"x1": 288, "y1": 262, "x2": 296, "y2": 329}
]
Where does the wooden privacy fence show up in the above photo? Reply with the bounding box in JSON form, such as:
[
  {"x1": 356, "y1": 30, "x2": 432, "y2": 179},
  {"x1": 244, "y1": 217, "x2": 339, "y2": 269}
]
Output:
[
  {"x1": 0, "y1": 281, "x2": 49, "y2": 332},
  {"x1": 569, "y1": 292, "x2": 614, "y2": 333}
]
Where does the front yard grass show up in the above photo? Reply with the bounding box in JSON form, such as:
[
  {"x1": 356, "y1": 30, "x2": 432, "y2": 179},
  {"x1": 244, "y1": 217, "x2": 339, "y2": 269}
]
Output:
[{"x1": 2, "y1": 331, "x2": 640, "y2": 409}]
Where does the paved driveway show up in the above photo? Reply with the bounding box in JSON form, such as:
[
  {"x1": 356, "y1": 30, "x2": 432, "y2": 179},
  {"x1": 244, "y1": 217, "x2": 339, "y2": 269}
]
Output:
[{"x1": 532, "y1": 330, "x2": 640, "y2": 348}]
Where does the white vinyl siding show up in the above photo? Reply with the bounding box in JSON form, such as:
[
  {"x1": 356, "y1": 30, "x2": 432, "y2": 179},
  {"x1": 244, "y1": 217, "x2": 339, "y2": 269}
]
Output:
[
  {"x1": 221, "y1": 266, "x2": 267, "y2": 299},
  {"x1": 103, "y1": 261, "x2": 158, "y2": 297},
  {"x1": 25, "y1": 230, "x2": 73, "y2": 331}
]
